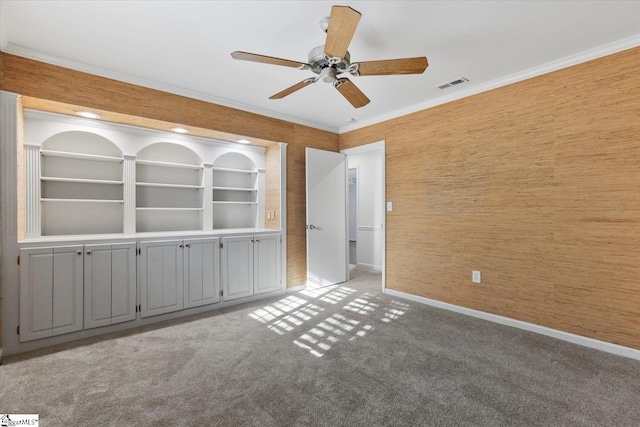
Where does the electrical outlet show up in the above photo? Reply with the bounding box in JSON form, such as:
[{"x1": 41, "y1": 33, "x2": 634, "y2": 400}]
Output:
[
  {"x1": 472, "y1": 270, "x2": 481, "y2": 284},
  {"x1": 386, "y1": 201, "x2": 393, "y2": 212}
]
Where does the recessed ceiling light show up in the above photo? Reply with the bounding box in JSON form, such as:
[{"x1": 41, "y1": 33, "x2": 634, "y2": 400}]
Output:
[
  {"x1": 76, "y1": 111, "x2": 101, "y2": 119},
  {"x1": 171, "y1": 127, "x2": 189, "y2": 134},
  {"x1": 236, "y1": 139, "x2": 251, "y2": 144}
]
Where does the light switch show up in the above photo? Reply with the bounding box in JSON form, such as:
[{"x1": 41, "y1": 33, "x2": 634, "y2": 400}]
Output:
[{"x1": 386, "y1": 202, "x2": 393, "y2": 212}]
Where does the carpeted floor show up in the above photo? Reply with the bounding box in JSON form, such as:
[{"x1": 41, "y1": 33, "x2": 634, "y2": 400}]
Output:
[{"x1": 1, "y1": 268, "x2": 640, "y2": 426}]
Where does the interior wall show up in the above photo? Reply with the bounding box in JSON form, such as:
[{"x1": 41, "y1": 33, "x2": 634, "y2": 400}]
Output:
[
  {"x1": 0, "y1": 52, "x2": 339, "y2": 289},
  {"x1": 340, "y1": 47, "x2": 640, "y2": 350}
]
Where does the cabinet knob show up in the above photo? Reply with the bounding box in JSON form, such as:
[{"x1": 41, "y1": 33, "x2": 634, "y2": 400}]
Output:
[
  {"x1": 185, "y1": 244, "x2": 191, "y2": 248},
  {"x1": 86, "y1": 250, "x2": 92, "y2": 255},
  {"x1": 179, "y1": 244, "x2": 184, "y2": 248},
  {"x1": 76, "y1": 251, "x2": 82, "y2": 255},
  {"x1": 256, "y1": 240, "x2": 260, "y2": 243}
]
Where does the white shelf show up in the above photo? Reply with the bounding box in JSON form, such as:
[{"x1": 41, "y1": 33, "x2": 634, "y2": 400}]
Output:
[
  {"x1": 136, "y1": 207, "x2": 204, "y2": 211},
  {"x1": 136, "y1": 159, "x2": 203, "y2": 170},
  {"x1": 212, "y1": 166, "x2": 257, "y2": 174},
  {"x1": 137, "y1": 182, "x2": 204, "y2": 189},
  {"x1": 40, "y1": 149, "x2": 123, "y2": 163},
  {"x1": 41, "y1": 176, "x2": 124, "y2": 185},
  {"x1": 41, "y1": 198, "x2": 124, "y2": 204},
  {"x1": 212, "y1": 186, "x2": 257, "y2": 192},
  {"x1": 212, "y1": 201, "x2": 258, "y2": 205}
]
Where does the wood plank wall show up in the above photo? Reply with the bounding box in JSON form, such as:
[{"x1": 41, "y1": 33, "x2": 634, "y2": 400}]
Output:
[
  {"x1": 0, "y1": 53, "x2": 339, "y2": 289},
  {"x1": 340, "y1": 47, "x2": 640, "y2": 350}
]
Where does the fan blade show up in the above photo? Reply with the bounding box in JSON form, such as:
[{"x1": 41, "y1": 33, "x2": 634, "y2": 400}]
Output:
[
  {"x1": 334, "y1": 78, "x2": 370, "y2": 108},
  {"x1": 270, "y1": 79, "x2": 317, "y2": 99},
  {"x1": 356, "y1": 57, "x2": 429, "y2": 76},
  {"x1": 231, "y1": 51, "x2": 309, "y2": 69},
  {"x1": 324, "y1": 6, "x2": 361, "y2": 59}
]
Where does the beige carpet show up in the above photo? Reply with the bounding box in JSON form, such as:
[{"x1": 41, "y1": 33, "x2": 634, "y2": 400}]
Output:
[{"x1": 2, "y1": 268, "x2": 640, "y2": 426}]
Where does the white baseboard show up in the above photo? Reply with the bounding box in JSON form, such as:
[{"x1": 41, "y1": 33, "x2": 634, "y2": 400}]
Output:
[
  {"x1": 356, "y1": 263, "x2": 383, "y2": 272},
  {"x1": 384, "y1": 289, "x2": 640, "y2": 361},
  {"x1": 286, "y1": 284, "x2": 306, "y2": 293}
]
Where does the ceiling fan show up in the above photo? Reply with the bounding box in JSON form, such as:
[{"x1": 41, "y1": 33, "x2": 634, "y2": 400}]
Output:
[{"x1": 231, "y1": 5, "x2": 428, "y2": 108}]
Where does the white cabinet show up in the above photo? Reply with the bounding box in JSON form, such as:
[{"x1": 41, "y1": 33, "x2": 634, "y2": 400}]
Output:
[
  {"x1": 139, "y1": 237, "x2": 221, "y2": 317},
  {"x1": 183, "y1": 238, "x2": 221, "y2": 308},
  {"x1": 222, "y1": 233, "x2": 281, "y2": 301},
  {"x1": 83, "y1": 242, "x2": 136, "y2": 329},
  {"x1": 138, "y1": 240, "x2": 184, "y2": 317},
  {"x1": 254, "y1": 234, "x2": 281, "y2": 295},
  {"x1": 221, "y1": 236, "x2": 254, "y2": 300},
  {"x1": 19, "y1": 245, "x2": 83, "y2": 341}
]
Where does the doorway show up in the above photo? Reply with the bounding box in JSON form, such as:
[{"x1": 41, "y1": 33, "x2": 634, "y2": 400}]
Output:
[
  {"x1": 341, "y1": 141, "x2": 386, "y2": 291},
  {"x1": 348, "y1": 167, "x2": 358, "y2": 266}
]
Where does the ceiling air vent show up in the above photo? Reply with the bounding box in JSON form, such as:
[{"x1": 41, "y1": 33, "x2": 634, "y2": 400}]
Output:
[{"x1": 436, "y1": 77, "x2": 468, "y2": 90}]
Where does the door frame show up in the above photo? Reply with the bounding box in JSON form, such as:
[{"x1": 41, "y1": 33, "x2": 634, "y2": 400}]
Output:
[{"x1": 341, "y1": 140, "x2": 386, "y2": 292}]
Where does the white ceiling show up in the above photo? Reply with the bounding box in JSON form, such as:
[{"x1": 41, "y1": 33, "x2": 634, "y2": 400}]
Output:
[{"x1": 1, "y1": 1, "x2": 639, "y2": 133}]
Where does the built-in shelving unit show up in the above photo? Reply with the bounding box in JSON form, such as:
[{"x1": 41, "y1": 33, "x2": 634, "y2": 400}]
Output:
[
  {"x1": 212, "y1": 153, "x2": 260, "y2": 229},
  {"x1": 39, "y1": 131, "x2": 125, "y2": 236},
  {"x1": 136, "y1": 143, "x2": 204, "y2": 233},
  {"x1": 22, "y1": 110, "x2": 271, "y2": 238}
]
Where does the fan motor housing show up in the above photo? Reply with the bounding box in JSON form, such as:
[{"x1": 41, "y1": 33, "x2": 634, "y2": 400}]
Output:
[{"x1": 308, "y1": 45, "x2": 351, "y2": 75}]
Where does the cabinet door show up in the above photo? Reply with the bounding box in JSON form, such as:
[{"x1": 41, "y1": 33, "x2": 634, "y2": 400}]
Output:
[
  {"x1": 20, "y1": 247, "x2": 54, "y2": 341},
  {"x1": 84, "y1": 244, "x2": 113, "y2": 329},
  {"x1": 254, "y1": 234, "x2": 281, "y2": 294},
  {"x1": 52, "y1": 246, "x2": 84, "y2": 336},
  {"x1": 139, "y1": 240, "x2": 184, "y2": 317},
  {"x1": 184, "y1": 238, "x2": 220, "y2": 308},
  {"x1": 84, "y1": 242, "x2": 136, "y2": 329},
  {"x1": 19, "y1": 245, "x2": 83, "y2": 342},
  {"x1": 222, "y1": 236, "x2": 254, "y2": 301},
  {"x1": 110, "y1": 242, "x2": 136, "y2": 324}
]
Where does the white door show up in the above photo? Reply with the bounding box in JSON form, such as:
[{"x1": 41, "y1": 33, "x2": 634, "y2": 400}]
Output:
[
  {"x1": 254, "y1": 234, "x2": 281, "y2": 294},
  {"x1": 184, "y1": 237, "x2": 220, "y2": 308},
  {"x1": 305, "y1": 148, "x2": 348, "y2": 287},
  {"x1": 222, "y1": 235, "x2": 254, "y2": 300}
]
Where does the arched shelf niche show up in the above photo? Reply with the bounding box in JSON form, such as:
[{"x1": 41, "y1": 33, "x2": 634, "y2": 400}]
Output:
[
  {"x1": 135, "y1": 142, "x2": 205, "y2": 232},
  {"x1": 212, "y1": 152, "x2": 260, "y2": 229},
  {"x1": 39, "y1": 131, "x2": 124, "y2": 236}
]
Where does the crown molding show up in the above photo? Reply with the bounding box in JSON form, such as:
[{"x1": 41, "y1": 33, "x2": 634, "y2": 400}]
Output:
[
  {"x1": 2, "y1": 43, "x2": 337, "y2": 133},
  {"x1": 339, "y1": 33, "x2": 640, "y2": 134}
]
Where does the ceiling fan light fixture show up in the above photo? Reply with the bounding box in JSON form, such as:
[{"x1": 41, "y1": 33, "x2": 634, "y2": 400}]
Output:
[{"x1": 321, "y1": 67, "x2": 337, "y2": 83}]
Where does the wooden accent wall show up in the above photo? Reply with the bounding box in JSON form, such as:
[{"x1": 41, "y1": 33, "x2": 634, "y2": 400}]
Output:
[
  {"x1": 0, "y1": 52, "x2": 339, "y2": 287},
  {"x1": 341, "y1": 47, "x2": 640, "y2": 350},
  {"x1": 264, "y1": 143, "x2": 281, "y2": 231}
]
